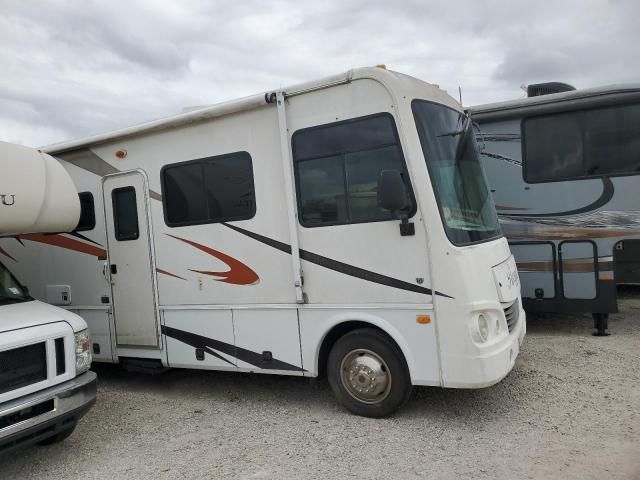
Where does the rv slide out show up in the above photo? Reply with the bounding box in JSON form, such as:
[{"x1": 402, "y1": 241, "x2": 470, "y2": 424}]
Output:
[
  {"x1": 1, "y1": 67, "x2": 525, "y2": 416},
  {"x1": 469, "y1": 84, "x2": 640, "y2": 335},
  {"x1": 0, "y1": 141, "x2": 96, "y2": 453}
]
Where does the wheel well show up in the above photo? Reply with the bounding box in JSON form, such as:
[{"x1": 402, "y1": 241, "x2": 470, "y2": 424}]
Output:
[{"x1": 316, "y1": 321, "x2": 405, "y2": 379}]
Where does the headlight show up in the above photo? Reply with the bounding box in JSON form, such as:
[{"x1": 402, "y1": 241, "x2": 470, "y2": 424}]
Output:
[
  {"x1": 74, "y1": 329, "x2": 92, "y2": 374},
  {"x1": 495, "y1": 317, "x2": 501, "y2": 334},
  {"x1": 477, "y1": 314, "x2": 489, "y2": 342}
]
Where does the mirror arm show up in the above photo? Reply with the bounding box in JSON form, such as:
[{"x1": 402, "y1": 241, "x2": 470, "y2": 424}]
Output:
[{"x1": 398, "y1": 211, "x2": 415, "y2": 237}]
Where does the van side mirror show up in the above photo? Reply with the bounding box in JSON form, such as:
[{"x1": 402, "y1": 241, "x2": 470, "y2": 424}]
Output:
[
  {"x1": 377, "y1": 170, "x2": 408, "y2": 213},
  {"x1": 377, "y1": 170, "x2": 414, "y2": 236}
]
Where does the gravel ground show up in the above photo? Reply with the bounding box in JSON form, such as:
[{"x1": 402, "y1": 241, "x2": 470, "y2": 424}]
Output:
[{"x1": 2, "y1": 289, "x2": 639, "y2": 479}]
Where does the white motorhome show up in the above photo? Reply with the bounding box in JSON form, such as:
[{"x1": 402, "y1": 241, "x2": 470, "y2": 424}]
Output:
[
  {"x1": 2, "y1": 67, "x2": 525, "y2": 417},
  {"x1": 0, "y1": 142, "x2": 96, "y2": 453}
]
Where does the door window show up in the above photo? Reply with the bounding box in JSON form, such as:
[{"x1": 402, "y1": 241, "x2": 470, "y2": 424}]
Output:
[{"x1": 112, "y1": 187, "x2": 139, "y2": 241}]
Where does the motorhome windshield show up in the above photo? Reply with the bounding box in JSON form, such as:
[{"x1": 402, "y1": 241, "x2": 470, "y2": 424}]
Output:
[
  {"x1": 0, "y1": 262, "x2": 32, "y2": 305},
  {"x1": 412, "y1": 100, "x2": 501, "y2": 245}
]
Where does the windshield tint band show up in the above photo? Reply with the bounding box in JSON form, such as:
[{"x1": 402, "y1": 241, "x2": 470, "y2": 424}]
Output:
[
  {"x1": 0, "y1": 260, "x2": 32, "y2": 304},
  {"x1": 412, "y1": 100, "x2": 502, "y2": 246}
]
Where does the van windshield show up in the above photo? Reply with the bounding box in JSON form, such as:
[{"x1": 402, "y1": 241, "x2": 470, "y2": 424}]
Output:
[
  {"x1": 0, "y1": 261, "x2": 32, "y2": 305},
  {"x1": 412, "y1": 100, "x2": 501, "y2": 245}
]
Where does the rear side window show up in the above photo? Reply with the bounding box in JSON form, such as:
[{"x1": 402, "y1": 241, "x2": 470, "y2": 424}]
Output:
[
  {"x1": 76, "y1": 191, "x2": 95, "y2": 231},
  {"x1": 523, "y1": 102, "x2": 640, "y2": 182},
  {"x1": 292, "y1": 114, "x2": 415, "y2": 227},
  {"x1": 161, "y1": 151, "x2": 256, "y2": 227},
  {"x1": 112, "y1": 187, "x2": 139, "y2": 241}
]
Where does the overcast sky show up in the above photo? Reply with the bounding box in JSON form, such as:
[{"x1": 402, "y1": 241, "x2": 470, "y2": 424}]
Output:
[{"x1": 1, "y1": 0, "x2": 638, "y2": 147}]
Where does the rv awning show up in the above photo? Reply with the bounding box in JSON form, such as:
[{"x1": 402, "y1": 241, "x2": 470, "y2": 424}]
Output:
[{"x1": 0, "y1": 141, "x2": 80, "y2": 235}]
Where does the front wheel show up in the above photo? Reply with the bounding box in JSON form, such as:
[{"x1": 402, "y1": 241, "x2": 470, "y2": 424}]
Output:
[{"x1": 327, "y1": 328, "x2": 412, "y2": 417}]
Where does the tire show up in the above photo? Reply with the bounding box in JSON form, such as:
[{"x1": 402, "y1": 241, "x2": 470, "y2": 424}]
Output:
[
  {"x1": 327, "y1": 328, "x2": 412, "y2": 418},
  {"x1": 37, "y1": 425, "x2": 77, "y2": 446}
]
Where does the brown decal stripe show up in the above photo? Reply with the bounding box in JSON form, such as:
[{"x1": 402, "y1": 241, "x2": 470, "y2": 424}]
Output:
[
  {"x1": 16, "y1": 234, "x2": 107, "y2": 258},
  {"x1": 156, "y1": 268, "x2": 187, "y2": 281},
  {"x1": 0, "y1": 245, "x2": 16, "y2": 262},
  {"x1": 506, "y1": 228, "x2": 640, "y2": 241},
  {"x1": 55, "y1": 148, "x2": 162, "y2": 200},
  {"x1": 166, "y1": 234, "x2": 259, "y2": 286},
  {"x1": 517, "y1": 258, "x2": 614, "y2": 273}
]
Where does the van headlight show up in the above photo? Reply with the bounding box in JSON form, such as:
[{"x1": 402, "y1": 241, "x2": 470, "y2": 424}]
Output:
[
  {"x1": 75, "y1": 329, "x2": 92, "y2": 374},
  {"x1": 477, "y1": 314, "x2": 490, "y2": 342}
]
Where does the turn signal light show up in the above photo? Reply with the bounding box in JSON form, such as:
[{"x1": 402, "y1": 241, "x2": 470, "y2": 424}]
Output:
[{"x1": 416, "y1": 315, "x2": 431, "y2": 324}]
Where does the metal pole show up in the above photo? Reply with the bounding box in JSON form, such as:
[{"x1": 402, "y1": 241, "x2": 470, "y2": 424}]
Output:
[{"x1": 275, "y1": 91, "x2": 305, "y2": 303}]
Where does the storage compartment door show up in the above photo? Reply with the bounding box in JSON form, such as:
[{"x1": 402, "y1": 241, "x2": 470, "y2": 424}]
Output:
[
  {"x1": 510, "y1": 242, "x2": 557, "y2": 299},
  {"x1": 559, "y1": 241, "x2": 597, "y2": 299}
]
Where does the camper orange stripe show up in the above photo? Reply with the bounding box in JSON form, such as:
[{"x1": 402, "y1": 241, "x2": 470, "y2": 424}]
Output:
[
  {"x1": 156, "y1": 268, "x2": 187, "y2": 281},
  {"x1": 17, "y1": 234, "x2": 107, "y2": 258},
  {"x1": 166, "y1": 234, "x2": 259, "y2": 285}
]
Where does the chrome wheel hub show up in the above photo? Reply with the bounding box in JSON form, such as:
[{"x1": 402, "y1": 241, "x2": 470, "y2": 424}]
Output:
[{"x1": 340, "y1": 349, "x2": 391, "y2": 404}]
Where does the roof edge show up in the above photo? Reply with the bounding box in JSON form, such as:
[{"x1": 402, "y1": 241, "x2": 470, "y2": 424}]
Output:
[{"x1": 42, "y1": 69, "x2": 362, "y2": 155}]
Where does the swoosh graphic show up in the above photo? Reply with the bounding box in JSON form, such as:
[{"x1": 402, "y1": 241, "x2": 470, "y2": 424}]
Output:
[
  {"x1": 156, "y1": 268, "x2": 187, "y2": 281},
  {"x1": 162, "y1": 325, "x2": 304, "y2": 371},
  {"x1": 166, "y1": 234, "x2": 259, "y2": 285},
  {"x1": 221, "y1": 223, "x2": 453, "y2": 299},
  {"x1": 14, "y1": 233, "x2": 107, "y2": 258},
  {"x1": 500, "y1": 178, "x2": 614, "y2": 218}
]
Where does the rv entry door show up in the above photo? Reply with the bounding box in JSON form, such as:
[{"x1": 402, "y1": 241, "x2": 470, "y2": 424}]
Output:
[{"x1": 103, "y1": 171, "x2": 160, "y2": 348}]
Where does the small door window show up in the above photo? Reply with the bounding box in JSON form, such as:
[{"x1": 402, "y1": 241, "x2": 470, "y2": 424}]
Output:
[{"x1": 112, "y1": 187, "x2": 139, "y2": 241}]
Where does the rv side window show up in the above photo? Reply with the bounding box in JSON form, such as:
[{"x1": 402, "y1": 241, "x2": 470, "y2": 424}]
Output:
[
  {"x1": 161, "y1": 152, "x2": 256, "y2": 227},
  {"x1": 112, "y1": 187, "x2": 139, "y2": 241},
  {"x1": 292, "y1": 114, "x2": 415, "y2": 227},
  {"x1": 75, "y1": 192, "x2": 96, "y2": 231},
  {"x1": 523, "y1": 102, "x2": 640, "y2": 182}
]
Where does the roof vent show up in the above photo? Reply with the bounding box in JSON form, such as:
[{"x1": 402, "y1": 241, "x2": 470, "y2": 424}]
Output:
[{"x1": 527, "y1": 82, "x2": 576, "y2": 97}]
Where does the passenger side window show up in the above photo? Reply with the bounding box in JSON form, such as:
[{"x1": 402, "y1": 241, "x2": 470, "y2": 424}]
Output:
[
  {"x1": 292, "y1": 114, "x2": 414, "y2": 227},
  {"x1": 523, "y1": 102, "x2": 640, "y2": 182},
  {"x1": 112, "y1": 187, "x2": 139, "y2": 241},
  {"x1": 161, "y1": 152, "x2": 256, "y2": 227},
  {"x1": 76, "y1": 191, "x2": 96, "y2": 231}
]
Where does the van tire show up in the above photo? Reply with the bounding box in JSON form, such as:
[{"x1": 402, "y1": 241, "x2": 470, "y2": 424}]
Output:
[
  {"x1": 38, "y1": 425, "x2": 77, "y2": 445},
  {"x1": 327, "y1": 328, "x2": 412, "y2": 417}
]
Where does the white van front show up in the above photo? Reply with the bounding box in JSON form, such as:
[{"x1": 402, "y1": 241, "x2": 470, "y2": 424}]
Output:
[{"x1": 0, "y1": 262, "x2": 96, "y2": 454}]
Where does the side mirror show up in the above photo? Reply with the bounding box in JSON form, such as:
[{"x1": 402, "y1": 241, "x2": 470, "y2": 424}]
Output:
[
  {"x1": 377, "y1": 170, "x2": 408, "y2": 213},
  {"x1": 377, "y1": 170, "x2": 415, "y2": 236}
]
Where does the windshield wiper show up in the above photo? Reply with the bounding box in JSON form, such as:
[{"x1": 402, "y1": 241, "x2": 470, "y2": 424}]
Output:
[
  {"x1": 437, "y1": 129, "x2": 465, "y2": 138},
  {"x1": 453, "y1": 115, "x2": 472, "y2": 161}
]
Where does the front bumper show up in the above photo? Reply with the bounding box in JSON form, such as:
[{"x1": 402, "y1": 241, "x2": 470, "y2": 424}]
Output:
[
  {"x1": 0, "y1": 371, "x2": 97, "y2": 454},
  {"x1": 442, "y1": 305, "x2": 526, "y2": 388}
]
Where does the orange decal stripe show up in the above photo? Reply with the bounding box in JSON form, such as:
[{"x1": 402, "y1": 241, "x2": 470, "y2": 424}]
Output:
[
  {"x1": 156, "y1": 268, "x2": 187, "y2": 281},
  {"x1": 167, "y1": 234, "x2": 259, "y2": 285},
  {"x1": 17, "y1": 234, "x2": 107, "y2": 258}
]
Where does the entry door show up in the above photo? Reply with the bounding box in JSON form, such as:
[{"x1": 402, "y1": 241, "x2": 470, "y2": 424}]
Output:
[{"x1": 103, "y1": 171, "x2": 159, "y2": 347}]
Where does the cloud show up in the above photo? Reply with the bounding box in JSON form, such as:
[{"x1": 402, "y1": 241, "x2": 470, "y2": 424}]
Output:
[{"x1": 0, "y1": 0, "x2": 638, "y2": 147}]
